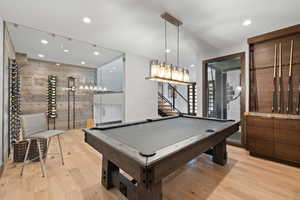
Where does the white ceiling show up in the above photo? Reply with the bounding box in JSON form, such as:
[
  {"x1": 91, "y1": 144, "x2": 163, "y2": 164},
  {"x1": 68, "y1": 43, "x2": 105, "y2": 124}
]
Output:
[
  {"x1": 7, "y1": 23, "x2": 123, "y2": 68},
  {"x1": 0, "y1": 0, "x2": 300, "y2": 68}
]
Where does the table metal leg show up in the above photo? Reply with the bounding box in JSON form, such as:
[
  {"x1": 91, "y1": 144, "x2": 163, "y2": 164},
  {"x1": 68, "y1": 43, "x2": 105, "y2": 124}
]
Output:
[
  {"x1": 57, "y1": 135, "x2": 64, "y2": 165},
  {"x1": 20, "y1": 139, "x2": 31, "y2": 176},
  {"x1": 44, "y1": 137, "x2": 52, "y2": 164},
  {"x1": 37, "y1": 139, "x2": 47, "y2": 177}
]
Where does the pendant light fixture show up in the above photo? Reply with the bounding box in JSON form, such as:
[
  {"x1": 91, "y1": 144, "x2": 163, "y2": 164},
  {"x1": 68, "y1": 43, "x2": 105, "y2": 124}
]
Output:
[{"x1": 146, "y1": 12, "x2": 192, "y2": 85}]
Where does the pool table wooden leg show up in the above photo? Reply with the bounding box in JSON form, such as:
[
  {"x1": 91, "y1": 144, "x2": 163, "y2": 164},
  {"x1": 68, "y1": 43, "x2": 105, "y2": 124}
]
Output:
[
  {"x1": 101, "y1": 156, "x2": 119, "y2": 189},
  {"x1": 136, "y1": 181, "x2": 162, "y2": 200},
  {"x1": 101, "y1": 156, "x2": 162, "y2": 200},
  {"x1": 213, "y1": 140, "x2": 227, "y2": 165}
]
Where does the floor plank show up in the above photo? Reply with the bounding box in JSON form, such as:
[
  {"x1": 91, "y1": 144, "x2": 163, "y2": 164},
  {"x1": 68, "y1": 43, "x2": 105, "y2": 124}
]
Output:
[{"x1": 0, "y1": 129, "x2": 300, "y2": 200}]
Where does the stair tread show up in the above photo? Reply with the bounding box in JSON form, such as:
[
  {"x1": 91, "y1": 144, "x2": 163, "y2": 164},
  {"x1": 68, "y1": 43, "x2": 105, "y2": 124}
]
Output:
[
  {"x1": 159, "y1": 105, "x2": 173, "y2": 107},
  {"x1": 164, "y1": 112, "x2": 179, "y2": 116},
  {"x1": 159, "y1": 108, "x2": 176, "y2": 111}
]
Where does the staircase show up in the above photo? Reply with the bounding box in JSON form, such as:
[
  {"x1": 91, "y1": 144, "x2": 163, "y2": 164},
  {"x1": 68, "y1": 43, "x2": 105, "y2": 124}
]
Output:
[
  {"x1": 158, "y1": 104, "x2": 179, "y2": 116},
  {"x1": 158, "y1": 92, "x2": 180, "y2": 116},
  {"x1": 158, "y1": 83, "x2": 197, "y2": 117}
]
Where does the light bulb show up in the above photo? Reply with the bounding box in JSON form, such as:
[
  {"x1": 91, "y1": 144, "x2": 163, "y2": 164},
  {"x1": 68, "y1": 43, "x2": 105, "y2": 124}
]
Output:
[
  {"x1": 173, "y1": 67, "x2": 179, "y2": 81},
  {"x1": 184, "y1": 69, "x2": 190, "y2": 82},
  {"x1": 164, "y1": 64, "x2": 171, "y2": 79},
  {"x1": 159, "y1": 63, "x2": 166, "y2": 78},
  {"x1": 150, "y1": 60, "x2": 159, "y2": 77}
]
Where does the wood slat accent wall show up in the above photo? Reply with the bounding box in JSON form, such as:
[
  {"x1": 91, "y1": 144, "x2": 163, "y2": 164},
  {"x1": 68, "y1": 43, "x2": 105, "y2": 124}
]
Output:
[
  {"x1": 18, "y1": 56, "x2": 96, "y2": 130},
  {"x1": 248, "y1": 25, "x2": 300, "y2": 114}
]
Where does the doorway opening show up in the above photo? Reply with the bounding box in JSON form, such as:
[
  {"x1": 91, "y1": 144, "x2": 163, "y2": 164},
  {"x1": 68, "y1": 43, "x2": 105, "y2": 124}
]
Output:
[{"x1": 203, "y1": 53, "x2": 245, "y2": 146}]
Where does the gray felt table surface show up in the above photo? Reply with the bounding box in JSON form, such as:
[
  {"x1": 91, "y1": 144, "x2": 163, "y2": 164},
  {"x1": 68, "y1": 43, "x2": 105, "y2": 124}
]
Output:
[{"x1": 97, "y1": 117, "x2": 235, "y2": 155}]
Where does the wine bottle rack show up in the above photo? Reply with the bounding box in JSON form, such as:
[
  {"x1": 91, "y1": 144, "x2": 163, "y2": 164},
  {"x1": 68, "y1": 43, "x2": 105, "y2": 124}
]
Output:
[
  {"x1": 47, "y1": 75, "x2": 57, "y2": 129},
  {"x1": 8, "y1": 59, "x2": 21, "y2": 142}
]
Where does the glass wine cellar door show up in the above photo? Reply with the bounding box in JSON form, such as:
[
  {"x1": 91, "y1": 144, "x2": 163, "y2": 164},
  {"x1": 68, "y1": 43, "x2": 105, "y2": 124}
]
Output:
[{"x1": 206, "y1": 58, "x2": 242, "y2": 144}]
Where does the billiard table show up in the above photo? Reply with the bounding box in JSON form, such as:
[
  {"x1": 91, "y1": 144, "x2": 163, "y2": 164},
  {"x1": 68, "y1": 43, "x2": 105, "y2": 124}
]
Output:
[{"x1": 83, "y1": 115, "x2": 239, "y2": 200}]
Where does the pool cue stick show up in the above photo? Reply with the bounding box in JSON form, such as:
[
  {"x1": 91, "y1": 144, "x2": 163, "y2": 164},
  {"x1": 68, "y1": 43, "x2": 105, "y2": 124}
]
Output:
[
  {"x1": 297, "y1": 80, "x2": 300, "y2": 114},
  {"x1": 287, "y1": 40, "x2": 294, "y2": 114},
  {"x1": 272, "y1": 44, "x2": 278, "y2": 113},
  {"x1": 250, "y1": 49, "x2": 258, "y2": 111},
  {"x1": 278, "y1": 43, "x2": 283, "y2": 113}
]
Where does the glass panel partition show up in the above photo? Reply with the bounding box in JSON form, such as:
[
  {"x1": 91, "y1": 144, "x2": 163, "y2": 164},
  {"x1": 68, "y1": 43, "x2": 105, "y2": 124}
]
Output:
[{"x1": 94, "y1": 56, "x2": 125, "y2": 125}]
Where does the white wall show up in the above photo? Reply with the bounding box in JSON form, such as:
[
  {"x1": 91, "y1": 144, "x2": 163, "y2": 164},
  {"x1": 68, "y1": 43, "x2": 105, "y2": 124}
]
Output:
[
  {"x1": 125, "y1": 53, "x2": 158, "y2": 122},
  {"x1": 0, "y1": 19, "x2": 4, "y2": 167}
]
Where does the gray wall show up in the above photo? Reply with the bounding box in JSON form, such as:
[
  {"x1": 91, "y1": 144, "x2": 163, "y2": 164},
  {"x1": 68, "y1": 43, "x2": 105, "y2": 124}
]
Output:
[
  {"x1": 20, "y1": 58, "x2": 96, "y2": 130},
  {"x1": 2, "y1": 22, "x2": 15, "y2": 164}
]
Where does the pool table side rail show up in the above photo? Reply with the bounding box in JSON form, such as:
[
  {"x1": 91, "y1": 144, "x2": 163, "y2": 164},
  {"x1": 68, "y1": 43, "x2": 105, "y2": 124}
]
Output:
[
  {"x1": 84, "y1": 130, "x2": 147, "y2": 183},
  {"x1": 93, "y1": 116, "x2": 178, "y2": 130},
  {"x1": 147, "y1": 122, "x2": 240, "y2": 183},
  {"x1": 147, "y1": 121, "x2": 240, "y2": 165},
  {"x1": 92, "y1": 115, "x2": 235, "y2": 131}
]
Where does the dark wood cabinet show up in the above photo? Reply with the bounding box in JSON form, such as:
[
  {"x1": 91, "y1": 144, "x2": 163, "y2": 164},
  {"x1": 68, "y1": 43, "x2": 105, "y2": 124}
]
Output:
[{"x1": 245, "y1": 112, "x2": 300, "y2": 165}]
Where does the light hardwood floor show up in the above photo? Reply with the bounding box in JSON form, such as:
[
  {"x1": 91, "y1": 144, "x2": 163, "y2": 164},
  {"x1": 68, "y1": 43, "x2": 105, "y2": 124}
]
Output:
[{"x1": 0, "y1": 130, "x2": 300, "y2": 200}]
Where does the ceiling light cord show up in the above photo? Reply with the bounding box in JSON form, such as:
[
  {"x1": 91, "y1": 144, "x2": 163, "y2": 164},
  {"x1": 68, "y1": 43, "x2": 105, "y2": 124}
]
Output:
[
  {"x1": 165, "y1": 19, "x2": 168, "y2": 64},
  {"x1": 177, "y1": 25, "x2": 180, "y2": 67}
]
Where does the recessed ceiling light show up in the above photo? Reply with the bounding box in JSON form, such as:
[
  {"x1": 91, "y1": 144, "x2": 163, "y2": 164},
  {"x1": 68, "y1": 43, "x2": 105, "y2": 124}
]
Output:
[
  {"x1": 56, "y1": 63, "x2": 60, "y2": 66},
  {"x1": 38, "y1": 54, "x2": 45, "y2": 58},
  {"x1": 64, "y1": 49, "x2": 69, "y2": 53},
  {"x1": 94, "y1": 51, "x2": 100, "y2": 56},
  {"x1": 165, "y1": 49, "x2": 171, "y2": 53},
  {"x1": 83, "y1": 17, "x2": 91, "y2": 24},
  {"x1": 242, "y1": 19, "x2": 252, "y2": 26},
  {"x1": 190, "y1": 64, "x2": 195, "y2": 68},
  {"x1": 41, "y1": 39, "x2": 48, "y2": 44},
  {"x1": 81, "y1": 61, "x2": 86, "y2": 65}
]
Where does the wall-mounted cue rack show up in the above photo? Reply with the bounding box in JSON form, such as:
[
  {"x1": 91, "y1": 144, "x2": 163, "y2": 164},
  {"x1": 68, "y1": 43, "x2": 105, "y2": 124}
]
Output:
[
  {"x1": 248, "y1": 24, "x2": 300, "y2": 115},
  {"x1": 8, "y1": 59, "x2": 21, "y2": 142},
  {"x1": 47, "y1": 75, "x2": 57, "y2": 129}
]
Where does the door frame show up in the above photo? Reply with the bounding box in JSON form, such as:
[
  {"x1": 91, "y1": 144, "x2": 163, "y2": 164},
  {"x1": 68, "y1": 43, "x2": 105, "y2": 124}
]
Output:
[{"x1": 202, "y1": 52, "x2": 246, "y2": 147}]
